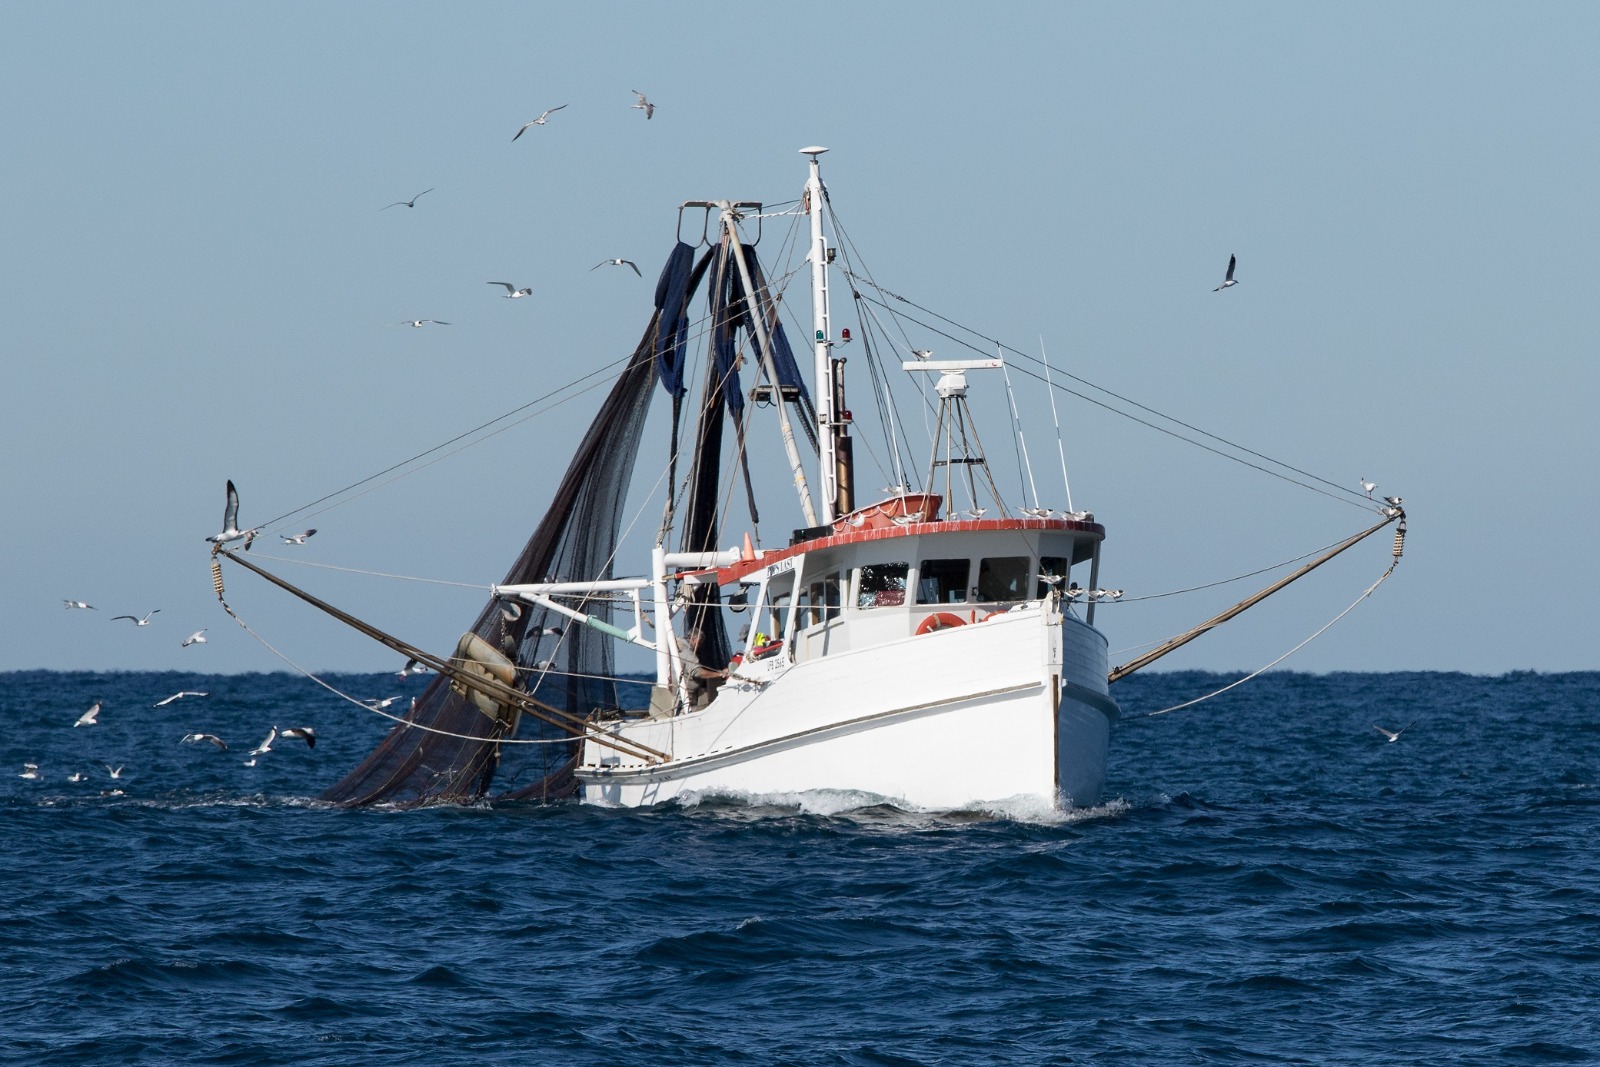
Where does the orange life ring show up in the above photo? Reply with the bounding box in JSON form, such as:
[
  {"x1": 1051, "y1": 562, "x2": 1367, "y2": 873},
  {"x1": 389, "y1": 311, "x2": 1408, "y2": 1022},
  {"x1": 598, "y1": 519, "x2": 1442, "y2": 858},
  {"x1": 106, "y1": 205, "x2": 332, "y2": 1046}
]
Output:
[{"x1": 915, "y1": 612, "x2": 968, "y2": 635}]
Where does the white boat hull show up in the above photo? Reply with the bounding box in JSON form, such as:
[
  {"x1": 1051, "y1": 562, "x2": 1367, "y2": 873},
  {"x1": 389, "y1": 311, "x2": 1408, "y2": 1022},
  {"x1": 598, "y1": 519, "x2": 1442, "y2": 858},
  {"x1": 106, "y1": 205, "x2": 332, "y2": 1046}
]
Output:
[{"x1": 576, "y1": 603, "x2": 1116, "y2": 810}]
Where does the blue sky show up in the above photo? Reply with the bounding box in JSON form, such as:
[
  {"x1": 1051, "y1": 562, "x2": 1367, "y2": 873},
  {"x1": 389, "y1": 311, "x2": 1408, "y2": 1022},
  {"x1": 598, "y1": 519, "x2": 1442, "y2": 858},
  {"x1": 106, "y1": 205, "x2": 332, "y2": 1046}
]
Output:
[{"x1": 4, "y1": 2, "x2": 1596, "y2": 676}]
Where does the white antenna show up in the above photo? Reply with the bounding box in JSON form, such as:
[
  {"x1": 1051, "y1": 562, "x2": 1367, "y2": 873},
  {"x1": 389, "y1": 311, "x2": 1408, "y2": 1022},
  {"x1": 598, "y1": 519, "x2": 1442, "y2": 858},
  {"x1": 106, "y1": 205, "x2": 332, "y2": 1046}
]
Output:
[
  {"x1": 1040, "y1": 336, "x2": 1074, "y2": 513},
  {"x1": 1000, "y1": 346, "x2": 1040, "y2": 510}
]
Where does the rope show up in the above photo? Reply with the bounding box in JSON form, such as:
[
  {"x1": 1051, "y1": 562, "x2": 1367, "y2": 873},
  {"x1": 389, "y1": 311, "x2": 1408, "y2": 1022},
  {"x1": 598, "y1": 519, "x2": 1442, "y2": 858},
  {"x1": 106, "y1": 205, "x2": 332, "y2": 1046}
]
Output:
[{"x1": 1140, "y1": 552, "x2": 1401, "y2": 718}]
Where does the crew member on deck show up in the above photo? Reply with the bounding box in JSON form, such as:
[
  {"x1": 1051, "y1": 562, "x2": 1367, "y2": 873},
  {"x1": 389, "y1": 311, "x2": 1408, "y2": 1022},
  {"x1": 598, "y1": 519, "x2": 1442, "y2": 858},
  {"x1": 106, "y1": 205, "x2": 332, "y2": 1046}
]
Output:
[{"x1": 677, "y1": 627, "x2": 727, "y2": 709}]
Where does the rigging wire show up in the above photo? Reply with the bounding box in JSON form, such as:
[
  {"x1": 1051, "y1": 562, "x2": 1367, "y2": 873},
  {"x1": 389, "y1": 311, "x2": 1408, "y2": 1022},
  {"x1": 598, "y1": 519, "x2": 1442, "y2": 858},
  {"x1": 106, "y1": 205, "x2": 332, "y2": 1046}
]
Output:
[{"x1": 846, "y1": 279, "x2": 1377, "y2": 510}]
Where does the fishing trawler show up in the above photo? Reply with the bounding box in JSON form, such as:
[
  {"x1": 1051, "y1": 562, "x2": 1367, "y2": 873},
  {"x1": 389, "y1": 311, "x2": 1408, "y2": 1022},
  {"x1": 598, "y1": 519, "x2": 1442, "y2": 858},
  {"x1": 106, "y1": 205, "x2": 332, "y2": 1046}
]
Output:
[{"x1": 217, "y1": 147, "x2": 1402, "y2": 811}]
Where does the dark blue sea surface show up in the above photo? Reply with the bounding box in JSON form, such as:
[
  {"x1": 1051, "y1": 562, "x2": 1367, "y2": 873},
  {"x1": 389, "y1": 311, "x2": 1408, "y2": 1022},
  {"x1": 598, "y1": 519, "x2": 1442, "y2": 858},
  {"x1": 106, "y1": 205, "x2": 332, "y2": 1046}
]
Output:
[{"x1": 2, "y1": 669, "x2": 1596, "y2": 1065}]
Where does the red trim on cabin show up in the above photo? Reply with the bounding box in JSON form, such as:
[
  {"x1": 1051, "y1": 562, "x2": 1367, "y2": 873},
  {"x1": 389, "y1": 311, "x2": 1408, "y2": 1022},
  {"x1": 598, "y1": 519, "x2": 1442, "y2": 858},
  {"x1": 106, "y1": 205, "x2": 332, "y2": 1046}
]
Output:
[{"x1": 709, "y1": 516, "x2": 1106, "y2": 586}]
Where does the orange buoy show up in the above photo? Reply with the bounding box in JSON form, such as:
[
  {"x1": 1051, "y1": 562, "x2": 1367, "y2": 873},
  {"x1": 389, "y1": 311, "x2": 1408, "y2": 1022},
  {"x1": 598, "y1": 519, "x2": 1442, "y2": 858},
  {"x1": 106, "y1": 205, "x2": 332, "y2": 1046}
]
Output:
[{"x1": 915, "y1": 612, "x2": 968, "y2": 635}]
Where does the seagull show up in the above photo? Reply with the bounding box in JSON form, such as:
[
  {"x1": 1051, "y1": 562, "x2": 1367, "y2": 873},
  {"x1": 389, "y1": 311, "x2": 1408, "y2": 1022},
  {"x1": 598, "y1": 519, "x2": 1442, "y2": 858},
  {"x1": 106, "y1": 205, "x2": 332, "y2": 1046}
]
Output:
[
  {"x1": 111, "y1": 610, "x2": 160, "y2": 627},
  {"x1": 1213, "y1": 254, "x2": 1238, "y2": 292},
  {"x1": 630, "y1": 90, "x2": 655, "y2": 119},
  {"x1": 1360, "y1": 478, "x2": 1377, "y2": 499},
  {"x1": 248, "y1": 727, "x2": 277, "y2": 757},
  {"x1": 380, "y1": 188, "x2": 435, "y2": 210},
  {"x1": 206, "y1": 480, "x2": 261, "y2": 550},
  {"x1": 181, "y1": 630, "x2": 207, "y2": 648},
  {"x1": 536, "y1": 625, "x2": 566, "y2": 638},
  {"x1": 590, "y1": 258, "x2": 641, "y2": 277},
  {"x1": 364, "y1": 696, "x2": 403, "y2": 710},
  {"x1": 155, "y1": 691, "x2": 208, "y2": 707},
  {"x1": 397, "y1": 319, "x2": 451, "y2": 328},
  {"x1": 104, "y1": 764, "x2": 123, "y2": 779},
  {"x1": 74, "y1": 702, "x2": 102, "y2": 727},
  {"x1": 511, "y1": 105, "x2": 567, "y2": 140},
  {"x1": 68, "y1": 771, "x2": 85, "y2": 782},
  {"x1": 488, "y1": 282, "x2": 533, "y2": 298},
  {"x1": 397, "y1": 658, "x2": 431, "y2": 679},
  {"x1": 280, "y1": 530, "x2": 317, "y2": 545},
  {"x1": 279, "y1": 726, "x2": 317, "y2": 749},
  {"x1": 911, "y1": 349, "x2": 933, "y2": 360},
  {"x1": 19, "y1": 763, "x2": 39, "y2": 780},
  {"x1": 1384, "y1": 496, "x2": 1403, "y2": 508},
  {"x1": 181, "y1": 733, "x2": 228, "y2": 751},
  {"x1": 1372, "y1": 721, "x2": 1416, "y2": 743},
  {"x1": 63, "y1": 599, "x2": 95, "y2": 610}
]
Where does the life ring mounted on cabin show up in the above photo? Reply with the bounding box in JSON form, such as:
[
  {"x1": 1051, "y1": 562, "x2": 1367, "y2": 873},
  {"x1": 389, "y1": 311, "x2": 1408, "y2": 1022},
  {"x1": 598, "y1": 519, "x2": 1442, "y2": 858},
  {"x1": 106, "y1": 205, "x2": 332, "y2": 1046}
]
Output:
[{"x1": 915, "y1": 612, "x2": 968, "y2": 636}]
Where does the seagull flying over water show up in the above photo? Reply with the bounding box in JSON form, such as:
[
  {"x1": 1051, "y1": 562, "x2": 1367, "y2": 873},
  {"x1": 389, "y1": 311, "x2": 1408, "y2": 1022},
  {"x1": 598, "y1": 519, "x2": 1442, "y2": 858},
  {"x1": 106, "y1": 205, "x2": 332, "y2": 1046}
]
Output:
[
  {"x1": 488, "y1": 282, "x2": 533, "y2": 298},
  {"x1": 181, "y1": 732, "x2": 228, "y2": 751},
  {"x1": 1372, "y1": 721, "x2": 1416, "y2": 743},
  {"x1": 512, "y1": 105, "x2": 567, "y2": 141},
  {"x1": 364, "y1": 696, "x2": 403, "y2": 710},
  {"x1": 279, "y1": 726, "x2": 317, "y2": 749},
  {"x1": 1213, "y1": 254, "x2": 1238, "y2": 292},
  {"x1": 397, "y1": 657, "x2": 431, "y2": 680},
  {"x1": 380, "y1": 188, "x2": 434, "y2": 210},
  {"x1": 630, "y1": 90, "x2": 655, "y2": 119},
  {"x1": 590, "y1": 258, "x2": 641, "y2": 277},
  {"x1": 63, "y1": 599, "x2": 95, "y2": 610},
  {"x1": 112, "y1": 610, "x2": 160, "y2": 627},
  {"x1": 155, "y1": 690, "x2": 208, "y2": 707},
  {"x1": 74, "y1": 702, "x2": 102, "y2": 728},
  {"x1": 104, "y1": 764, "x2": 123, "y2": 779},
  {"x1": 19, "y1": 763, "x2": 39, "y2": 780},
  {"x1": 181, "y1": 630, "x2": 207, "y2": 648},
  {"x1": 248, "y1": 727, "x2": 277, "y2": 757},
  {"x1": 397, "y1": 319, "x2": 451, "y2": 328},
  {"x1": 280, "y1": 530, "x2": 317, "y2": 545},
  {"x1": 206, "y1": 480, "x2": 261, "y2": 550}
]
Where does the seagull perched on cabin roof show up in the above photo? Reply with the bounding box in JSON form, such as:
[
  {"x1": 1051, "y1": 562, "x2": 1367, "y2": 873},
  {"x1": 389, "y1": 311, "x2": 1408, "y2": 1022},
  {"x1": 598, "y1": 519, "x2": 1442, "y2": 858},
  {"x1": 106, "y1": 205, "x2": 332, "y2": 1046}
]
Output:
[
  {"x1": 206, "y1": 480, "x2": 261, "y2": 551},
  {"x1": 512, "y1": 105, "x2": 567, "y2": 141},
  {"x1": 488, "y1": 282, "x2": 533, "y2": 298},
  {"x1": 630, "y1": 90, "x2": 655, "y2": 119},
  {"x1": 1213, "y1": 254, "x2": 1239, "y2": 292}
]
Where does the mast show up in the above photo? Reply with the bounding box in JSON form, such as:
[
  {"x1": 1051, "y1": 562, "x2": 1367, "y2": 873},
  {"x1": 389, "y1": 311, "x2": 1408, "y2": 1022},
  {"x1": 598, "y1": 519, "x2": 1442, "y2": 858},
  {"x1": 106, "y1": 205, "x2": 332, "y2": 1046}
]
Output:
[{"x1": 802, "y1": 146, "x2": 846, "y2": 524}]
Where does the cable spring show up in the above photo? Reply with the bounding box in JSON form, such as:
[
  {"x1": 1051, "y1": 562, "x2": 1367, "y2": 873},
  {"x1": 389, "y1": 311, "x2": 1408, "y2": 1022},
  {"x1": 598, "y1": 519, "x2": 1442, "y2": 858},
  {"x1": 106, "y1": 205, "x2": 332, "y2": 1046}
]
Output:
[
  {"x1": 1393, "y1": 522, "x2": 1407, "y2": 559},
  {"x1": 211, "y1": 559, "x2": 226, "y2": 599}
]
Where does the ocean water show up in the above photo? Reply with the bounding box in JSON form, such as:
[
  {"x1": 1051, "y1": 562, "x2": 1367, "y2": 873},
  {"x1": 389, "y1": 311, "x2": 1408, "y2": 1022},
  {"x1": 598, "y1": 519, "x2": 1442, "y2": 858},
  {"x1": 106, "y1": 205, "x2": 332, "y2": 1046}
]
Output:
[{"x1": 1, "y1": 669, "x2": 1596, "y2": 1066}]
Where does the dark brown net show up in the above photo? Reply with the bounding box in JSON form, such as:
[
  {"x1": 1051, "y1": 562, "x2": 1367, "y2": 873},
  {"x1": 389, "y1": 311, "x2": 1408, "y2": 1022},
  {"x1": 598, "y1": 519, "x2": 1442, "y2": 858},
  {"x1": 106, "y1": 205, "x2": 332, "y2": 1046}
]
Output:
[{"x1": 318, "y1": 312, "x2": 664, "y2": 807}]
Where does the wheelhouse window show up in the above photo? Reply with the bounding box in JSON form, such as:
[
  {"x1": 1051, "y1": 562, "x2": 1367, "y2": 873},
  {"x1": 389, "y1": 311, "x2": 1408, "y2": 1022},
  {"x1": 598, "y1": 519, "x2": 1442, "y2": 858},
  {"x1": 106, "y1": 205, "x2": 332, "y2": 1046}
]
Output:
[
  {"x1": 977, "y1": 556, "x2": 1031, "y2": 602},
  {"x1": 799, "y1": 575, "x2": 842, "y2": 628},
  {"x1": 1037, "y1": 555, "x2": 1070, "y2": 598},
  {"x1": 856, "y1": 562, "x2": 909, "y2": 608},
  {"x1": 916, "y1": 558, "x2": 970, "y2": 604}
]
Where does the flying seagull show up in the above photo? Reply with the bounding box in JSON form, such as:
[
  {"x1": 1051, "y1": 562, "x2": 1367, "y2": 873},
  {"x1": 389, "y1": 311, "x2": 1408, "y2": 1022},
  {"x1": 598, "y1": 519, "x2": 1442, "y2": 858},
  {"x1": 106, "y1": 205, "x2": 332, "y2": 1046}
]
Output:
[
  {"x1": 1213, "y1": 254, "x2": 1238, "y2": 292},
  {"x1": 1360, "y1": 478, "x2": 1377, "y2": 499},
  {"x1": 156, "y1": 690, "x2": 208, "y2": 707},
  {"x1": 206, "y1": 480, "x2": 260, "y2": 550},
  {"x1": 248, "y1": 726, "x2": 277, "y2": 757},
  {"x1": 74, "y1": 702, "x2": 102, "y2": 728},
  {"x1": 488, "y1": 282, "x2": 533, "y2": 298},
  {"x1": 380, "y1": 188, "x2": 434, "y2": 210},
  {"x1": 590, "y1": 258, "x2": 641, "y2": 277},
  {"x1": 280, "y1": 530, "x2": 317, "y2": 545},
  {"x1": 397, "y1": 319, "x2": 451, "y2": 328},
  {"x1": 112, "y1": 610, "x2": 160, "y2": 626},
  {"x1": 63, "y1": 600, "x2": 95, "y2": 610},
  {"x1": 104, "y1": 764, "x2": 123, "y2": 779},
  {"x1": 397, "y1": 657, "x2": 431, "y2": 679},
  {"x1": 279, "y1": 726, "x2": 317, "y2": 749},
  {"x1": 512, "y1": 105, "x2": 567, "y2": 141},
  {"x1": 1372, "y1": 721, "x2": 1416, "y2": 743},
  {"x1": 181, "y1": 733, "x2": 228, "y2": 751},
  {"x1": 364, "y1": 696, "x2": 403, "y2": 710},
  {"x1": 19, "y1": 763, "x2": 40, "y2": 780},
  {"x1": 181, "y1": 630, "x2": 207, "y2": 648},
  {"x1": 630, "y1": 90, "x2": 655, "y2": 119}
]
